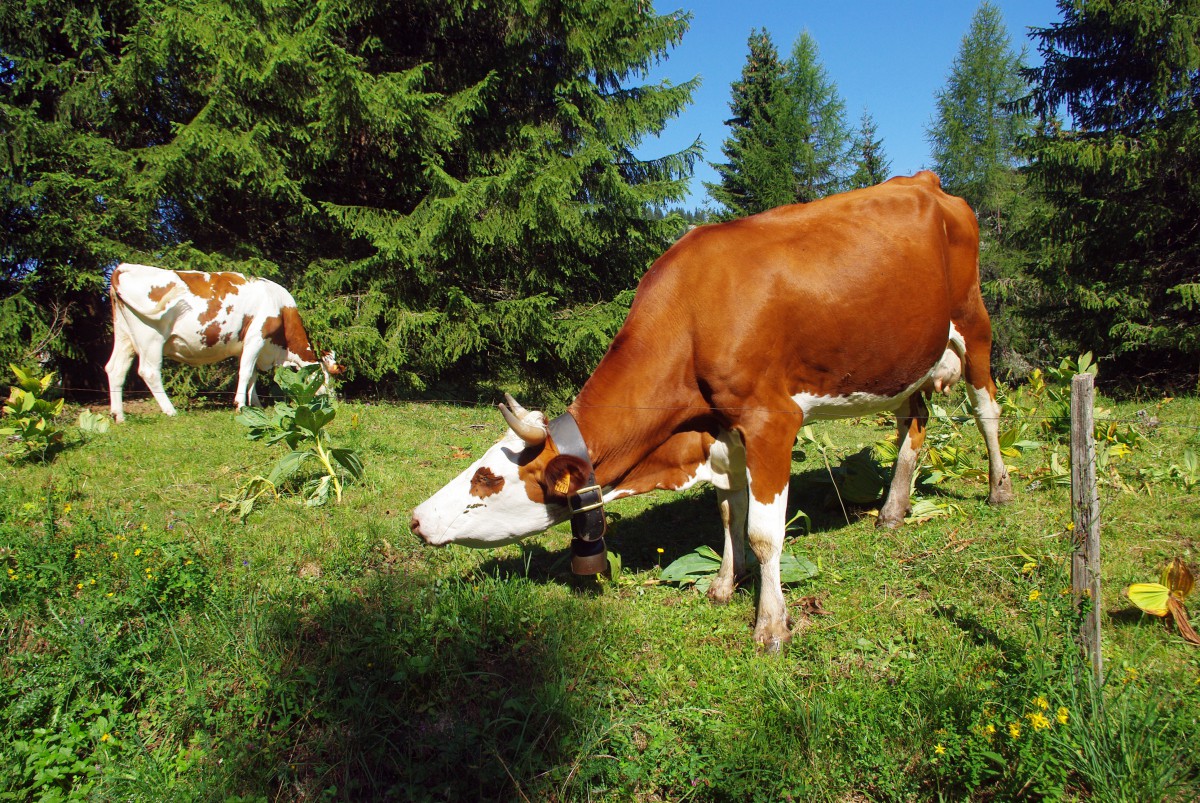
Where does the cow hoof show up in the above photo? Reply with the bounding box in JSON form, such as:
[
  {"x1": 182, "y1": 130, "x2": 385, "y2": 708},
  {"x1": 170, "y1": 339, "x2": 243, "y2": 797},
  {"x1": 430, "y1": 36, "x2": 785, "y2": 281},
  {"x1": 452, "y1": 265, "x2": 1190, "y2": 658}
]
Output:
[
  {"x1": 707, "y1": 577, "x2": 736, "y2": 605},
  {"x1": 875, "y1": 514, "x2": 905, "y2": 530},
  {"x1": 756, "y1": 635, "x2": 789, "y2": 655},
  {"x1": 989, "y1": 484, "x2": 1016, "y2": 505}
]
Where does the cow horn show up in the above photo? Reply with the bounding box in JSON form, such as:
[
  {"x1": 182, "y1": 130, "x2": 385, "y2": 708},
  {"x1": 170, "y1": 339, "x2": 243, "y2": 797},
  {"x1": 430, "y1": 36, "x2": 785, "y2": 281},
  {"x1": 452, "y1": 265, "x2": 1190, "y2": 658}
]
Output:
[
  {"x1": 499, "y1": 401, "x2": 547, "y2": 446},
  {"x1": 503, "y1": 392, "x2": 529, "y2": 419}
]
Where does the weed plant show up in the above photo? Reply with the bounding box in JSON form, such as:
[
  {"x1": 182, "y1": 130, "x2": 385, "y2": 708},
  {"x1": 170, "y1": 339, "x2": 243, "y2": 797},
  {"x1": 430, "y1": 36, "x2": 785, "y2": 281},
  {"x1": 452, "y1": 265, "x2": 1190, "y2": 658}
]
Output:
[{"x1": 0, "y1": 392, "x2": 1197, "y2": 800}]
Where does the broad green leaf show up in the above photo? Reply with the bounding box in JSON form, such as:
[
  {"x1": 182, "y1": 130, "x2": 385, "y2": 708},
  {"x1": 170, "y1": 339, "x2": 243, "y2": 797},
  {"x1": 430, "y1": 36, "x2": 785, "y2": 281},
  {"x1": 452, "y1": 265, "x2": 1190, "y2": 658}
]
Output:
[
  {"x1": 779, "y1": 552, "x2": 819, "y2": 584},
  {"x1": 660, "y1": 549, "x2": 722, "y2": 583},
  {"x1": 330, "y1": 448, "x2": 364, "y2": 480},
  {"x1": 268, "y1": 450, "x2": 311, "y2": 485},
  {"x1": 305, "y1": 474, "x2": 332, "y2": 507},
  {"x1": 1126, "y1": 582, "x2": 1170, "y2": 617}
]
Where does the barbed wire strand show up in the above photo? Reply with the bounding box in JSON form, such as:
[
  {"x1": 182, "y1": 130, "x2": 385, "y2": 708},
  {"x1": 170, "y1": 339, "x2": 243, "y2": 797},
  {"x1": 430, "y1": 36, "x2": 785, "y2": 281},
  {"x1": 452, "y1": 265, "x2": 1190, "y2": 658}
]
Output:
[{"x1": 45, "y1": 384, "x2": 1200, "y2": 434}]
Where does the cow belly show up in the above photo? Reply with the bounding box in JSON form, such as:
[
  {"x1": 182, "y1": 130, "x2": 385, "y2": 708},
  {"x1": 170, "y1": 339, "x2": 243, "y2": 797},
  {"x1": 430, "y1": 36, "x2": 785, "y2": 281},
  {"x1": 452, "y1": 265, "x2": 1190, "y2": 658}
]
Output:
[
  {"x1": 793, "y1": 384, "x2": 922, "y2": 421},
  {"x1": 794, "y1": 325, "x2": 964, "y2": 421},
  {"x1": 164, "y1": 335, "x2": 241, "y2": 365}
]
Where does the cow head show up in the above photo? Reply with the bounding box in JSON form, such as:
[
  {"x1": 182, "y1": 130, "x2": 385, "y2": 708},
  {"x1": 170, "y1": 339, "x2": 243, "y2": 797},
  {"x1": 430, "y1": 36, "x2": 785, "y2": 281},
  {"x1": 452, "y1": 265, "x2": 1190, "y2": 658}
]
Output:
[{"x1": 410, "y1": 395, "x2": 590, "y2": 548}]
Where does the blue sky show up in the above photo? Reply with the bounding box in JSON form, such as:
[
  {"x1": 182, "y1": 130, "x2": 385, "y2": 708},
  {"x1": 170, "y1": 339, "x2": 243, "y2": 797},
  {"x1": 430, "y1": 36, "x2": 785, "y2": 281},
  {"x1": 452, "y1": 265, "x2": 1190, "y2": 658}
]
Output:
[{"x1": 636, "y1": 0, "x2": 1064, "y2": 208}]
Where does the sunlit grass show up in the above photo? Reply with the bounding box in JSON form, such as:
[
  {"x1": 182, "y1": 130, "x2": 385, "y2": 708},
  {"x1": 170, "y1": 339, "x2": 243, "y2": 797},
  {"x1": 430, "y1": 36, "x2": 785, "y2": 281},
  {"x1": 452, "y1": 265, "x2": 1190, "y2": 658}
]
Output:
[{"x1": 1, "y1": 394, "x2": 1197, "y2": 800}]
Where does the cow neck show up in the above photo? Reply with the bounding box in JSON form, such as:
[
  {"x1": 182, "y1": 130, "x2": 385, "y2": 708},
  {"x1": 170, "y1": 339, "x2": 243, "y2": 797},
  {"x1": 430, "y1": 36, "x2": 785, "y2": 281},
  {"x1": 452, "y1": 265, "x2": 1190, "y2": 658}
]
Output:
[
  {"x1": 546, "y1": 412, "x2": 606, "y2": 544},
  {"x1": 568, "y1": 350, "x2": 703, "y2": 496}
]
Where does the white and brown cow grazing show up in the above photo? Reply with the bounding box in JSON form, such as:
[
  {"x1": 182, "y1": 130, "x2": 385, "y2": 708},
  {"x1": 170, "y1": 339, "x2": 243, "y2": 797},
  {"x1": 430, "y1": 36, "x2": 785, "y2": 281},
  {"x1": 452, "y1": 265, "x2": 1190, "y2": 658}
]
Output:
[
  {"x1": 105, "y1": 263, "x2": 342, "y2": 422},
  {"x1": 411, "y1": 172, "x2": 1014, "y2": 650}
]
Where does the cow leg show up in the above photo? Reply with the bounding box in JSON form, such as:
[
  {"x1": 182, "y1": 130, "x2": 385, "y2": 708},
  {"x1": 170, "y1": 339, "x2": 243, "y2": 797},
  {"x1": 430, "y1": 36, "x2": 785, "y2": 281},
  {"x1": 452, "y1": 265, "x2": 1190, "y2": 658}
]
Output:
[
  {"x1": 966, "y1": 382, "x2": 1015, "y2": 505},
  {"x1": 105, "y1": 323, "x2": 136, "y2": 424},
  {"x1": 740, "y1": 416, "x2": 801, "y2": 652},
  {"x1": 234, "y1": 344, "x2": 263, "y2": 410},
  {"x1": 878, "y1": 394, "x2": 929, "y2": 528},
  {"x1": 707, "y1": 429, "x2": 748, "y2": 605},
  {"x1": 135, "y1": 340, "x2": 176, "y2": 417},
  {"x1": 708, "y1": 486, "x2": 748, "y2": 604},
  {"x1": 956, "y1": 318, "x2": 1015, "y2": 505}
]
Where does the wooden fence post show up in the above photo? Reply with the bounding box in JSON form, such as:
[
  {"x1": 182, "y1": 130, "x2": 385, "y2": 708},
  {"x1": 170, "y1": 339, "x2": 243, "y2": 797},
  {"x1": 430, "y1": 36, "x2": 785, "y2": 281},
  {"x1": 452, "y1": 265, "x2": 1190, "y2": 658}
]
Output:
[{"x1": 1070, "y1": 373, "x2": 1103, "y2": 684}]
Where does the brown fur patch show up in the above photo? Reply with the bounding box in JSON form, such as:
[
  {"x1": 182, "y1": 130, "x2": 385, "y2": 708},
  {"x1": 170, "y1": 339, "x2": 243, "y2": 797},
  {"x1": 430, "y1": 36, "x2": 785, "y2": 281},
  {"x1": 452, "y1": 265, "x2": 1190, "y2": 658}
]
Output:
[
  {"x1": 260, "y1": 314, "x2": 286, "y2": 349},
  {"x1": 177, "y1": 270, "x2": 246, "y2": 301},
  {"x1": 469, "y1": 467, "x2": 505, "y2": 499},
  {"x1": 148, "y1": 283, "x2": 173, "y2": 303}
]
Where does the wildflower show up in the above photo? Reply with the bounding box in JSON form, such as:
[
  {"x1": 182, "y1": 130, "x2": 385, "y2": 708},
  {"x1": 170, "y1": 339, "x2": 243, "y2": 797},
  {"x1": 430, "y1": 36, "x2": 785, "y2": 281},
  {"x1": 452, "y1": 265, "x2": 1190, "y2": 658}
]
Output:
[
  {"x1": 141, "y1": 525, "x2": 147, "y2": 532},
  {"x1": 934, "y1": 744, "x2": 946, "y2": 756},
  {"x1": 145, "y1": 567, "x2": 152, "y2": 574},
  {"x1": 134, "y1": 548, "x2": 142, "y2": 556},
  {"x1": 74, "y1": 550, "x2": 80, "y2": 559},
  {"x1": 76, "y1": 582, "x2": 84, "y2": 590},
  {"x1": 1028, "y1": 589, "x2": 1041, "y2": 601},
  {"x1": 89, "y1": 578, "x2": 96, "y2": 585},
  {"x1": 1020, "y1": 561, "x2": 1037, "y2": 574},
  {"x1": 1033, "y1": 695, "x2": 1049, "y2": 710},
  {"x1": 983, "y1": 723, "x2": 996, "y2": 737},
  {"x1": 1008, "y1": 722, "x2": 1021, "y2": 739},
  {"x1": 64, "y1": 504, "x2": 72, "y2": 513},
  {"x1": 106, "y1": 592, "x2": 114, "y2": 597},
  {"x1": 112, "y1": 552, "x2": 118, "y2": 559},
  {"x1": 1056, "y1": 707, "x2": 1069, "y2": 725},
  {"x1": 185, "y1": 559, "x2": 193, "y2": 565},
  {"x1": 101, "y1": 733, "x2": 110, "y2": 742},
  {"x1": 657, "y1": 548, "x2": 664, "y2": 554},
  {"x1": 1027, "y1": 712, "x2": 1050, "y2": 731},
  {"x1": 1124, "y1": 666, "x2": 1139, "y2": 683}
]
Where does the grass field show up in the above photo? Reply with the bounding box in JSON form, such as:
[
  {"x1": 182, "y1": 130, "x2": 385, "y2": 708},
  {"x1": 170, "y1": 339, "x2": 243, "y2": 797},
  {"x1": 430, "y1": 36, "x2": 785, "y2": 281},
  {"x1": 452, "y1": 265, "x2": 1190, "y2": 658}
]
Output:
[{"x1": 2, "y1": 388, "x2": 1198, "y2": 801}]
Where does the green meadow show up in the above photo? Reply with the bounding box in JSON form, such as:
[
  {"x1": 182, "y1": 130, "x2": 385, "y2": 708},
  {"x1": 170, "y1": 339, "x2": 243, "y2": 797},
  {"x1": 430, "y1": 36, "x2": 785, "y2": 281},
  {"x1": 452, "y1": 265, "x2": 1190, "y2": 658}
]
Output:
[{"x1": 2, "y1": 390, "x2": 1198, "y2": 801}]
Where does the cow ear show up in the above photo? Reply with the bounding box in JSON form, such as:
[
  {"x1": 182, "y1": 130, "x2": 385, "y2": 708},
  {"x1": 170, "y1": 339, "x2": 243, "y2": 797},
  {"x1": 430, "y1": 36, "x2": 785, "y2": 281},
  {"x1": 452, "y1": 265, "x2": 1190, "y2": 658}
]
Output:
[{"x1": 542, "y1": 455, "x2": 590, "y2": 501}]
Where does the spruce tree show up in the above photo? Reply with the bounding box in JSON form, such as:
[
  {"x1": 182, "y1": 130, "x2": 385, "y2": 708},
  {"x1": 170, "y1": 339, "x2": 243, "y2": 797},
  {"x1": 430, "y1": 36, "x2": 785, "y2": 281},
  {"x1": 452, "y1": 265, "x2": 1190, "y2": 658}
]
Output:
[
  {"x1": 707, "y1": 29, "x2": 852, "y2": 217},
  {"x1": 781, "y1": 31, "x2": 851, "y2": 202},
  {"x1": 1, "y1": 0, "x2": 700, "y2": 397},
  {"x1": 705, "y1": 29, "x2": 793, "y2": 218},
  {"x1": 926, "y1": 1, "x2": 1030, "y2": 220},
  {"x1": 847, "y1": 110, "x2": 891, "y2": 189},
  {"x1": 1021, "y1": 0, "x2": 1200, "y2": 384}
]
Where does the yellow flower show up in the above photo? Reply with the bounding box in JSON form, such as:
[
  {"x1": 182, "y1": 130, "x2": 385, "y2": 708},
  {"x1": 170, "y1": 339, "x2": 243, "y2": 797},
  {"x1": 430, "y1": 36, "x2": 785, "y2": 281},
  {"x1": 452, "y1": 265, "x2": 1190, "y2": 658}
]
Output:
[
  {"x1": 1027, "y1": 712, "x2": 1050, "y2": 731},
  {"x1": 1033, "y1": 696, "x2": 1049, "y2": 710},
  {"x1": 145, "y1": 567, "x2": 152, "y2": 574},
  {"x1": 1124, "y1": 666, "x2": 1139, "y2": 683},
  {"x1": 1008, "y1": 722, "x2": 1021, "y2": 739},
  {"x1": 983, "y1": 723, "x2": 996, "y2": 737},
  {"x1": 185, "y1": 559, "x2": 193, "y2": 565},
  {"x1": 1020, "y1": 561, "x2": 1037, "y2": 574},
  {"x1": 1028, "y1": 589, "x2": 1041, "y2": 601},
  {"x1": 101, "y1": 733, "x2": 110, "y2": 742},
  {"x1": 1056, "y1": 707, "x2": 1069, "y2": 725},
  {"x1": 76, "y1": 582, "x2": 84, "y2": 589},
  {"x1": 106, "y1": 592, "x2": 114, "y2": 597},
  {"x1": 112, "y1": 552, "x2": 118, "y2": 559},
  {"x1": 134, "y1": 548, "x2": 142, "y2": 556},
  {"x1": 934, "y1": 744, "x2": 946, "y2": 755},
  {"x1": 141, "y1": 525, "x2": 147, "y2": 531},
  {"x1": 64, "y1": 504, "x2": 72, "y2": 513},
  {"x1": 89, "y1": 578, "x2": 96, "y2": 585}
]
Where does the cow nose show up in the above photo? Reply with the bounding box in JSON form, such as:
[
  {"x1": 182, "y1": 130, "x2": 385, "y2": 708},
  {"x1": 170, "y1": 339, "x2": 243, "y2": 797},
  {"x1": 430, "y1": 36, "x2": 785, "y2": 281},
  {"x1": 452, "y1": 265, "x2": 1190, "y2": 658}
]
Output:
[{"x1": 410, "y1": 515, "x2": 429, "y2": 544}]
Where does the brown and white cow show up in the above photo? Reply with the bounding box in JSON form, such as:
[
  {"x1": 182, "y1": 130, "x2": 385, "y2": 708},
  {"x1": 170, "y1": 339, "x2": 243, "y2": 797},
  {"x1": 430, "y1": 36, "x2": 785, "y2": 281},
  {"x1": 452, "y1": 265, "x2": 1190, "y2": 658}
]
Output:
[
  {"x1": 411, "y1": 172, "x2": 1014, "y2": 650},
  {"x1": 105, "y1": 263, "x2": 342, "y2": 422}
]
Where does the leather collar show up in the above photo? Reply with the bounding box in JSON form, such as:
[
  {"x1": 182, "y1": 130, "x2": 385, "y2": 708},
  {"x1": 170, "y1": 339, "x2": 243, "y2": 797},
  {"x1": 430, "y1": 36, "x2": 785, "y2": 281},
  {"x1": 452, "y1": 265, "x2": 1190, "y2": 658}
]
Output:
[{"x1": 547, "y1": 412, "x2": 606, "y2": 543}]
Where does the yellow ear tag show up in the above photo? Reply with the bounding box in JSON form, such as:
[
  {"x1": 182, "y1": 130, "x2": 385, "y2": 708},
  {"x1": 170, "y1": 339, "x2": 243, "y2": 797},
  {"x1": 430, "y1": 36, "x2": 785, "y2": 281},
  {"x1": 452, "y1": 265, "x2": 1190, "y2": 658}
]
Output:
[{"x1": 554, "y1": 474, "x2": 572, "y2": 495}]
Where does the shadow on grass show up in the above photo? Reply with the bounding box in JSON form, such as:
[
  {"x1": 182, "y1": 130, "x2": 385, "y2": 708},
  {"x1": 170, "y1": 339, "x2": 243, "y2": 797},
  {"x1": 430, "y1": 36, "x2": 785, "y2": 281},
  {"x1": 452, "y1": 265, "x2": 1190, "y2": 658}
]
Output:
[
  {"x1": 212, "y1": 570, "x2": 617, "y2": 801},
  {"x1": 475, "y1": 467, "x2": 868, "y2": 582}
]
